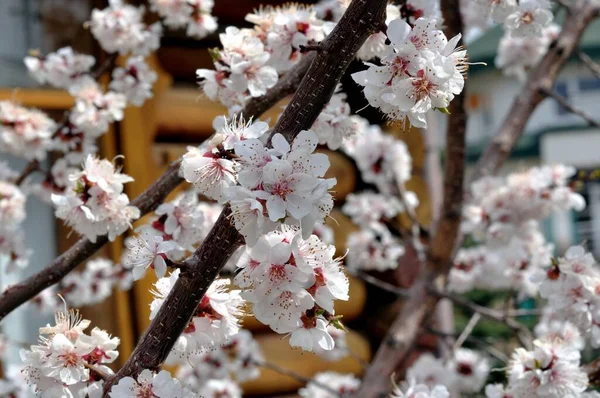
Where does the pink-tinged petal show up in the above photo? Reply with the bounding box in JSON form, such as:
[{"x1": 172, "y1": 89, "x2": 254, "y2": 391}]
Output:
[
  {"x1": 154, "y1": 256, "x2": 167, "y2": 279},
  {"x1": 271, "y1": 133, "x2": 290, "y2": 155},
  {"x1": 292, "y1": 130, "x2": 318, "y2": 153},
  {"x1": 263, "y1": 159, "x2": 293, "y2": 184},
  {"x1": 132, "y1": 265, "x2": 147, "y2": 280},
  {"x1": 270, "y1": 242, "x2": 292, "y2": 265}
]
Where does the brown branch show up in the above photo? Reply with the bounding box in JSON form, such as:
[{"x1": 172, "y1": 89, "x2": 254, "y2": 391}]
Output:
[
  {"x1": 584, "y1": 356, "x2": 600, "y2": 387},
  {"x1": 541, "y1": 87, "x2": 600, "y2": 128},
  {"x1": 354, "y1": 0, "x2": 467, "y2": 394},
  {"x1": 103, "y1": 1, "x2": 388, "y2": 394},
  {"x1": 471, "y1": 0, "x2": 600, "y2": 182},
  {"x1": 13, "y1": 160, "x2": 40, "y2": 186},
  {"x1": 578, "y1": 51, "x2": 600, "y2": 78}
]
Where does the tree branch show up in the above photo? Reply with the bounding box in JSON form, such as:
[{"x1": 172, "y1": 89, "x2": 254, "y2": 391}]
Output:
[
  {"x1": 470, "y1": 0, "x2": 600, "y2": 182},
  {"x1": 578, "y1": 51, "x2": 600, "y2": 78},
  {"x1": 584, "y1": 356, "x2": 600, "y2": 387},
  {"x1": 0, "y1": 45, "x2": 317, "y2": 323},
  {"x1": 13, "y1": 160, "x2": 40, "y2": 186},
  {"x1": 103, "y1": 1, "x2": 388, "y2": 394},
  {"x1": 354, "y1": 0, "x2": 467, "y2": 394},
  {"x1": 541, "y1": 87, "x2": 600, "y2": 128}
]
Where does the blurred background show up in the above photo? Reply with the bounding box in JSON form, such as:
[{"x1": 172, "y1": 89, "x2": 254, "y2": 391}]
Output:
[{"x1": 1, "y1": 0, "x2": 600, "y2": 396}]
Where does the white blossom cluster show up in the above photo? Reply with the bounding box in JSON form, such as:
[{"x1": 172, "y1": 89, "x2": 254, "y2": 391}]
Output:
[
  {"x1": 89, "y1": 0, "x2": 162, "y2": 56},
  {"x1": 298, "y1": 371, "x2": 360, "y2": 398},
  {"x1": 176, "y1": 329, "x2": 261, "y2": 393},
  {"x1": 476, "y1": 0, "x2": 553, "y2": 37},
  {"x1": 531, "y1": 245, "x2": 600, "y2": 348},
  {"x1": 0, "y1": 180, "x2": 31, "y2": 272},
  {"x1": 150, "y1": 269, "x2": 245, "y2": 363},
  {"x1": 20, "y1": 309, "x2": 119, "y2": 397},
  {"x1": 110, "y1": 56, "x2": 158, "y2": 107},
  {"x1": 449, "y1": 165, "x2": 585, "y2": 296},
  {"x1": 150, "y1": 0, "x2": 218, "y2": 39},
  {"x1": 496, "y1": 23, "x2": 560, "y2": 81},
  {"x1": 309, "y1": 88, "x2": 362, "y2": 150},
  {"x1": 487, "y1": 332, "x2": 591, "y2": 397},
  {"x1": 0, "y1": 101, "x2": 56, "y2": 161},
  {"x1": 24, "y1": 47, "x2": 95, "y2": 89},
  {"x1": 182, "y1": 120, "x2": 336, "y2": 246},
  {"x1": 391, "y1": 378, "x2": 450, "y2": 398},
  {"x1": 352, "y1": 17, "x2": 466, "y2": 128},
  {"x1": 342, "y1": 123, "x2": 416, "y2": 272},
  {"x1": 235, "y1": 227, "x2": 349, "y2": 352},
  {"x1": 51, "y1": 155, "x2": 140, "y2": 243},
  {"x1": 109, "y1": 369, "x2": 198, "y2": 398},
  {"x1": 197, "y1": 5, "x2": 327, "y2": 112},
  {"x1": 407, "y1": 348, "x2": 490, "y2": 397}
]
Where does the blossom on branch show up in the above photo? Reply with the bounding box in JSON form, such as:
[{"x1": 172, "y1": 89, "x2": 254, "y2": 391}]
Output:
[
  {"x1": 0, "y1": 101, "x2": 55, "y2": 161},
  {"x1": 110, "y1": 56, "x2": 158, "y2": 107},
  {"x1": 24, "y1": 47, "x2": 96, "y2": 90},
  {"x1": 150, "y1": 0, "x2": 218, "y2": 39}
]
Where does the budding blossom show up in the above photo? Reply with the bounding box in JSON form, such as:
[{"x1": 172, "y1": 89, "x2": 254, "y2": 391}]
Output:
[
  {"x1": 150, "y1": 0, "x2": 218, "y2": 39},
  {"x1": 298, "y1": 372, "x2": 361, "y2": 398},
  {"x1": 24, "y1": 47, "x2": 95, "y2": 89},
  {"x1": 21, "y1": 309, "x2": 119, "y2": 397},
  {"x1": 176, "y1": 329, "x2": 263, "y2": 387},
  {"x1": 51, "y1": 155, "x2": 140, "y2": 243},
  {"x1": 0, "y1": 101, "x2": 55, "y2": 161},
  {"x1": 110, "y1": 56, "x2": 158, "y2": 106},
  {"x1": 150, "y1": 269, "x2": 245, "y2": 363},
  {"x1": 90, "y1": 0, "x2": 162, "y2": 56},
  {"x1": 0, "y1": 182, "x2": 30, "y2": 272},
  {"x1": 504, "y1": 0, "x2": 553, "y2": 38},
  {"x1": 109, "y1": 369, "x2": 197, "y2": 398},
  {"x1": 236, "y1": 228, "x2": 349, "y2": 352},
  {"x1": 352, "y1": 17, "x2": 467, "y2": 128}
]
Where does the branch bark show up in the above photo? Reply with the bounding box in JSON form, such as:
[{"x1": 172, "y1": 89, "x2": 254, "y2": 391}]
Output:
[
  {"x1": 470, "y1": 0, "x2": 600, "y2": 182},
  {"x1": 542, "y1": 87, "x2": 600, "y2": 128},
  {"x1": 103, "y1": 0, "x2": 387, "y2": 394},
  {"x1": 354, "y1": 1, "x2": 468, "y2": 395},
  {"x1": 0, "y1": 45, "x2": 317, "y2": 323}
]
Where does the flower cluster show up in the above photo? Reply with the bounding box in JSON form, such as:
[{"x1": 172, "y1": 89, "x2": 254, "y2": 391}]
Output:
[
  {"x1": 90, "y1": 0, "x2": 162, "y2": 56},
  {"x1": 310, "y1": 88, "x2": 361, "y2": 150},
  {"x1": 0, "y1": 101, "x2": 56, "y2": 161},
  {"x1": 496, "y1": 24, "x2": 560, "y2": 80},
  {"x1": 352, "y1": 17, "x2": 466, "y2": 128},
  {"x1": 110, "y1": 56, "x2": 158, "y2": 107},
  {"x1": 407, "y1": 349, "x2": 490, "y2": 396},
  {"x1": 182, "y1": 121, "x2": 336, "y2": 246},
  {"x1": 493, "y1": 334, "x2": 590, "y2": 397},
  {"x1": 531, "y1": 245, "x2": 600, "y2": 348},
  {"x1": 391, "y1": 378, "x2": 450, "y2": 398},
  {"x1": 449, "y1": 165, "x2": 585, "y2": 297},
  {"x1": 61, "y1": 258, "x2": 133, "y2": 308},
  {"x1": 150, "y1": 0, "x2": 218, "y2": 39},
  {"x1": 109, "y1": 369, "x2": 197, "y2": 398},
  {"x1": 235, "y1": 227, "x2": 349, "y2": 352},
  {"x1": 176, "y1": 329, "x2": 262, "y2": 392},
  {"x1": 24, "y1": 47, "x2": 95, "y2": 89},
  {"x1": 197, "y1": 5, "x2": 326, "y2": 111},
  {"x1": 298, "y1": 371, "x2": 360, "y2": 398},
  {"x1": 0, "y1": 181, "x2": 31, "y2": 272},
  {"x1": 21, "y1": 309, "x2": 119, "y2": 397},
  {"x1": 52, "y1": 155, "x2": 140, "y2": 243},
  {"x1": 150, "y1": 269, "x2": 245, "y2": 363}
]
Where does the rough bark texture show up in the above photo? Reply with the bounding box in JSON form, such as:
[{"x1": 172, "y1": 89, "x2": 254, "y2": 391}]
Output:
[
  {"x1": 0, "y1": 43, "x2": 319, "y2": 323},
  {"x1": 470, "y1": 0, "x2": 600, "y2": 182},
  {"x1": 103, "y1": 0, "x2": 387, "y2": 393},
  {"x1": 354, "y1": 2, "x2": 468, "y2": 396}
]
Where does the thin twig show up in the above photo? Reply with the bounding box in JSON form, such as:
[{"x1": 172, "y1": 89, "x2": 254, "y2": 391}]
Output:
[
  {"x1": 352, "y1": 270, "x2": 411, "y2": 298},
  {"x1": 541, "y1": 88, "x2": 600, "y2": 128},
  {"x1": 434, "y1": 289, "x2": 533, "y2": 350},
  {"x1": 396, "y1": 180, "x2": 428, "y2": 262},
  {"x1": 452, "y1": 312, "x2": 481, "y2": 352},
  {"x1": 13, "y1": 160, "x2": 39, "y2": 186},
  {"x1": 578, "y1": 51, "x2": 600, "y2": 78},
  {"x1": 429, "y1": 328, "x2": 509, "y2": 363}
]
